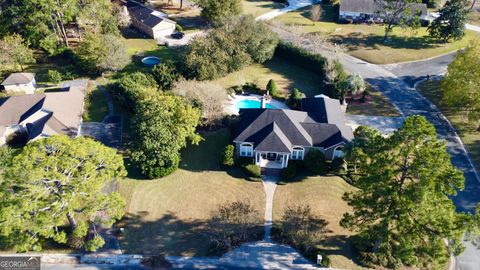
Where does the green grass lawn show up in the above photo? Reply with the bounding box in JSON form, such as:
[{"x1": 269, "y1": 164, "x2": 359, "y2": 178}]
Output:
[
  {"x1": 416, "y1": 79, "x2": 480, "y2": 174},
  {"x1": 242, "y1": 0, "x2": 284, "y2": 17},
  {"x1": 82, "y1": 81, "x2": 108, "y2": 122},
  {"x1": 117, "y1": 129, "x2": 265, "y2": 256},
  {"x1": 273, "y1": 177, "x2": 367, "y2": 270},
  {"x1": 215, "y1": 56, "x2": 326, "y2": 97},
  {"x1": 274, "y1": 5, "x2": 480, "y2": 64}
]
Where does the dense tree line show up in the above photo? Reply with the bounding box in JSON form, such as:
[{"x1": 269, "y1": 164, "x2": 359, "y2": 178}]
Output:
[
  {"x1": 181, "y1": 16, "x2": 278, "y2": 80},
  {"x1": 115, "y1": 72, "x2": 202, "y2": 179},
  {"x1": 0, "y1": 0, "x2": 122, "y2": 55}
]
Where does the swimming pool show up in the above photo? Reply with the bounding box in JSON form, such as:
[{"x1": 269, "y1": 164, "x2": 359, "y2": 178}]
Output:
[
  {"x1": 141, "y1": 56, "x2": 161, "y2": 67},
  {"x1": 235, "y1": 99, "x2": 277, "y2": 110}
]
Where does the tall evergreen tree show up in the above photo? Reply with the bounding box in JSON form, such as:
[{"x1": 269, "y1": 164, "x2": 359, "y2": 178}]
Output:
[
  {"x1": 429, "y1": 0, "x2": 469, "y2": 42},
  {"x1": 341, "y1": 116, "x2": 477, "y2": 269}
]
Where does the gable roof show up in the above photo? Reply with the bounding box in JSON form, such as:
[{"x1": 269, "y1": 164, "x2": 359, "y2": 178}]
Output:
[
  {"x1": 234, "y1": 109, "x2": 345, "y2": 152},
  {"x1": 254, "y1": 122, "x2": 292, "y2": 153},
  {"x1": 126, "y1": 0, "x2": 171, "y2": 28},
  {"x1": 301, "y1": 95, "x2": 353, "y2": 141},
  {"x1": 1, "y1": 73, "x2": 35, "y2": 86},
  {"x1": 0, "y1": 79, "x2": 87, "y2": 140},
  {"x1": 340, "y1": 0, "x2": 427, "y2": 17},
  {"x1": 0, "y1": 94, "x2": 46, "y2": 125}
]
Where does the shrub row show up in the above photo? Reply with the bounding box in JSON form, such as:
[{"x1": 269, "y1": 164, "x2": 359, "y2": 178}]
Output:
[{"x1": 274, "y1": 42, "x2": 327, "y2": 80}]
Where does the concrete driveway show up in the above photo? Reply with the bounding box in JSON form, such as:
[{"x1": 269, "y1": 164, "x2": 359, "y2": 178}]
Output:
[{"x1": 256, "y1": 0, "x2": 313, "y2": 21}]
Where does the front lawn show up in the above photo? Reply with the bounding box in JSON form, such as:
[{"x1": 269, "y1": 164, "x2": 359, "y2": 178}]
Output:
[
  {"x1": 274, "y1": 6, "x2": 479, "y2": 64},
  {"x1": 117, "y1": 129, "x2": 265, "y2": 256},
  {"x1": 416, "y1": 79, "x2": 480, "y2": 173},
  {"x1": 273, "y1": 177, "x2": 367, "y2": 270},
  {"x1": 242, "y1": 0, "x2": 285, "y2": 17}
]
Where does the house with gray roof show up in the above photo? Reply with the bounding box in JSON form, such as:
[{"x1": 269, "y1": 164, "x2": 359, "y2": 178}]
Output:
[
  {"x1": 1, "y1": 73, "x2": 37, "y2": 94},
  {"x1": 339, "y1": 0, "x2": 428, "y2": 22},
  {"x1": 126, "y1": 0, "x2": 176, "y2": 40},
  {"x1": 0, "y1": 80, "x2": 87, "y2": 146},
  {"x1": 233, "y1": 95, "x2": 353, "y2": 169}
]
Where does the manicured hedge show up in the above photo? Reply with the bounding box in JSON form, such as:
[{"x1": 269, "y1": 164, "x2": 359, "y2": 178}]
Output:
[{"x1": 274, "y1": 42, "x2": 327, "y2": 80}]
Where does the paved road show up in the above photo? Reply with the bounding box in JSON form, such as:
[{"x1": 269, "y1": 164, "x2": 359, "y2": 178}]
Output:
[
  {"x1": 382, "y1": 52, "x2": 457, "y2": 87},
  {"x1": 272, "y1": 25, "x2": 480, "y2": 270}
]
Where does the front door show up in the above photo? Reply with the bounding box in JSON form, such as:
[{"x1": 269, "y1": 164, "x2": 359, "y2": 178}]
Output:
[{"x1": 266, "y1": 152, "x2": 277, "y2": 161}]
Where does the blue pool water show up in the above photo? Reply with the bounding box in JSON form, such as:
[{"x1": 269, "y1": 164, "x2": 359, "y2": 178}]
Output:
[
  {"x1": 142, "y1": 56, "x2": 161, "y2": 67},
  {"x1": 235, "y1": 99, "x2": 276, "y2": 110}
]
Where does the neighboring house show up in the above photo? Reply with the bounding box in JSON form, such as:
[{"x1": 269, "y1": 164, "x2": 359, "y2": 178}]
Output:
[
  {"x1": 0, "y1": 80, "x2": 87, "y2": 146},
  {"x1": 126, "y1": 0, "x2": 176, "y2": 40},
  {"x1": 1, "y1": 73, "x2": 37, "y2": 94},
  {"x1": 339, "y1": 0, "x2": 428, "y2": 22},
  {"x1": 233, "y1": 95, "x2": 353, "y2": 169}
]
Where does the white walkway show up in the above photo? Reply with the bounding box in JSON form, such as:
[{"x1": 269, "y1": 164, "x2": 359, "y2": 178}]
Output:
[
  {"x1": 256, "y1": 0, "x2": 314, "y2": 21},
  {"x1": 262, "y1": 175, "x2": 279, "y2": 241}
]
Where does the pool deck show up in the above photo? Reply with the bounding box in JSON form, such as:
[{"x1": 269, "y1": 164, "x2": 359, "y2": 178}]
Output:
[{"x1": 224, "y1": 94, "x2": 290, "y2": 115}]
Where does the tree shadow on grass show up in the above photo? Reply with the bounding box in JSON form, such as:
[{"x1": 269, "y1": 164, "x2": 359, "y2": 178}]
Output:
[
  {"x1": 117, "y1": 211, "x2": 211, "y2": 256},
  {"x1": 117, "y1": 210, "x2": 264, "y2": 257},
  {"x1": 330, "y1": 32, "x2": 442, "y2": 51},
  {"x1": 320, "y1": 234, "x2": 366, "y2": 267}
]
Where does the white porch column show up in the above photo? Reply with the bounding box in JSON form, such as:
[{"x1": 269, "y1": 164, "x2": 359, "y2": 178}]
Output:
[
  {"x1": 255, "y1": 152, "x2": 259, "y2": 165},
  {"x1": 285, "y1": 154, "x2": 289, "y2": 168}
]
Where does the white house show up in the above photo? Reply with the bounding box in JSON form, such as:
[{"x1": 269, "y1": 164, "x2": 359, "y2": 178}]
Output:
[
  {"x1": 339, "y1": 0, "x2": 428, "y2": 22},
  {"x1": 233, "y1": 96, "x2": 353, "y2": 169},
  {"x1": 1, "y1": 73, "x2": 37, "y2": 94},
  {"x1": 126, "y1": 0, "x2": 176, "y2": 41}
]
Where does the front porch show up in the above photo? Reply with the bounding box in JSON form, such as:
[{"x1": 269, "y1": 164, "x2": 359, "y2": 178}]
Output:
[{"x1": 254, "y1": 151, "x2": 290, "y2": 169}]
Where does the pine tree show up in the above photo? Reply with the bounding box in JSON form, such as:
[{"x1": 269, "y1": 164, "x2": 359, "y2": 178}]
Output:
[{"x1": 429, "y1": 0, "x2": 469, "y2": 42}]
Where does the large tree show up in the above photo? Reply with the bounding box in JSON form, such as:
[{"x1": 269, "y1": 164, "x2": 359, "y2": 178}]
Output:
[
  {"x1": 182, "y1": 15, "x2": 278, "y2": 80},
  {"x1": 76, "y1": 32, "x2": 129, "y2": 73},
  {"x1": 192, "y1": 0, "x2": 242, "y2": 24},
  {"x1": 429, "y1": 0, "x2": 469, "y2": 42},
  {"x1": 0, "y1": 136, "x2": 126, "y2": 252},
  {"x1": 130, "y1": 94, "x2": 202, "y2": 178},
  {"x1": 374, "y1": 0, "x2": 422, "y2": 41},
  {"x1": 0, "y1": 34, "x2": 35, "y2": 71},
  {"x1": 441, "y1": 41, "x2": 480, "y2": 130},
  {"x1": 172, "y1": 79, "x2": 227, "y2": 125},
  {"x1": 341, "y1": 116, "x2": 476, "y2": 269}
]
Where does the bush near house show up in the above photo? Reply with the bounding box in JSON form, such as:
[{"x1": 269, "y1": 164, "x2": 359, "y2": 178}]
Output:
[
  {"x1": 243, "y1": 164, "x2": 261, "y2": 178},
  {"x1": 222, "y1": 144, "x2": 235, "y2": 167},
  {"x1": 47, "y1": 70, "x2": 63, "y2": 84},
  {"x1": 281, "y1": 161, "x2": 298, "y2": 181},
  {"x1": 304, "y1": 149, "x2": 326, "y2": 175}
]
